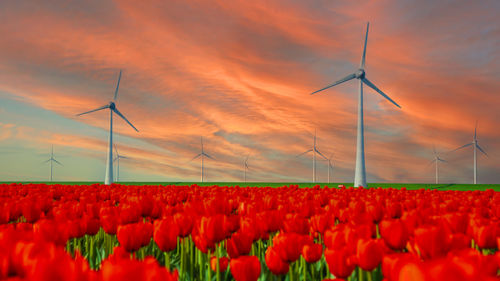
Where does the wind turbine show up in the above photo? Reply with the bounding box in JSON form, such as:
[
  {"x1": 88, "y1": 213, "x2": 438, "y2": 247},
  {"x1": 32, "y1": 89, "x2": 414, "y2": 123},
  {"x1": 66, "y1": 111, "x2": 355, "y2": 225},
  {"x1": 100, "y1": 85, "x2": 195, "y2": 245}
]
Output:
[
  {"x1": 451, "y1": 122, "x2": 487, "y2": 184},
  {"x1": 76, "y1": 70, "x2": 139, "y2": 184},
  {"x1": 325, "y1": 153, "x2": 334, "y2": 184},
  {"x1": 43, "y1": 145, "x2": 62, "y2": 182},
  {"x1": 114, "y1": 144, "x2": 128, "y2": 182},
  {"x1": 310, "y1": 22, "x2": 401, "y2": 187},
  {"x1": 297, "y1": 130, "x2": 327, "y2": 183},
  {"x1": 244, "y1": 155, "x2": 249, "y2": 183},
  {"x1": 429, "y1": 146, "x2": 447, "y2": 184},
  {"x1": 190, "y1": 137, "x2": 214, "y2": 182}
]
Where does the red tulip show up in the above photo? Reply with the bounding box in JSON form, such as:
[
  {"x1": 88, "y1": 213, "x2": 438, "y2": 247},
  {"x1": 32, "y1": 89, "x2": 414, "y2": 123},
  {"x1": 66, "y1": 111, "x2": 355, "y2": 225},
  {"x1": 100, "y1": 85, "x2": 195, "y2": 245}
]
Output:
[
  {"x1": 324, "y1": 247, "x2": 355, "y2": 279},
  {"x1": 226, "y1": 231, "x2": 254, "y2": 259},
  {"x1": 413, "y1": 225, "x2": 451, "y2": 259},
  {"x1": 474, "y1": 224, "x2": 498, "y2": 249},
  {"x1": 173, "y1": 212, "x2": 193, "y2": 237},
  {"x1": 356, "y1": 239, "x2": 383, "y2": 271},
  {"x1": 265, "y1": 247, "x2": 289, "y2": 275},
  {"x1": 302, "y1": 243, "x2": 322, "y2": 263},
  {"x1": 230, "y1": 255, "x2": 261, "y2": 281},
  {"x1": 210, "y1": 256, "x2": 229, "y2": 272},
  {"x1": 379, "y1": 219, "x2": 409, "y2": 250},
  {"x1": 153, "y1": 218, "x2": 179, "y2": 252},
  {"x1": 117, "y1": 222, "x2": 153, "y2": 252}
]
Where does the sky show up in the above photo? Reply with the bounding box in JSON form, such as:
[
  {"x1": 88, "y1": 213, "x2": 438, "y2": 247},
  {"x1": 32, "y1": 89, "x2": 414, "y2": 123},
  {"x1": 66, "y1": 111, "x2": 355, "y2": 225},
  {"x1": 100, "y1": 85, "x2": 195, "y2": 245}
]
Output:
[{"x1": 0, "y1": 0, "x2": 499, "y2": 184}]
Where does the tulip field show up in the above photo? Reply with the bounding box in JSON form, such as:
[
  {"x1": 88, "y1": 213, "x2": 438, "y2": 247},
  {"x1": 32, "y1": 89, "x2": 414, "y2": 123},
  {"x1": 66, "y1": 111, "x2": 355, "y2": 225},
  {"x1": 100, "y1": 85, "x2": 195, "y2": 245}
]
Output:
[{"x1": 1, "y1": 183, "x2": 499, "y2": 281}]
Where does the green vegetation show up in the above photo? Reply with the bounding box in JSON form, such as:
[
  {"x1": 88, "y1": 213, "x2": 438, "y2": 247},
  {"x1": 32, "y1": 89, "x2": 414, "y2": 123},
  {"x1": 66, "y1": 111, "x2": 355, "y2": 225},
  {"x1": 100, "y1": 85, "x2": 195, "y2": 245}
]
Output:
[{"x1": 1, "y1": 181, "x2": 499, "y2": 191}]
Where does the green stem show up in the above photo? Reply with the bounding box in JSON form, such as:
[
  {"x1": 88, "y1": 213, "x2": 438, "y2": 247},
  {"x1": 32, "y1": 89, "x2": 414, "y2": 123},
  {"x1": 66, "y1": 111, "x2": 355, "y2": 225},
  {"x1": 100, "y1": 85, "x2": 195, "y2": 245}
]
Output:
[
  {"x1": 208, "y1": 249, "x2": 212, "y2": 281},
  {"x1": 165, "y1": 251, "x2": 170, "y2": 270},
  {"x1": 358, "y1": 267, "x2": 364, "y2": 281},
  {"x1": 216, "y1": 244, "x2": 221, "y2": 281},
  {"x1": 367, "y1": 270, "x2": 373, "y2": 281}
]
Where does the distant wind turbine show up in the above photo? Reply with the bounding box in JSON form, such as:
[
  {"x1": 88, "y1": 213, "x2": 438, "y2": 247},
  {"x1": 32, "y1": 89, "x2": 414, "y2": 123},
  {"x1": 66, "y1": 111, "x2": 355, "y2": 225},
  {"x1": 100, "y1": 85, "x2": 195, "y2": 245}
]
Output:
[
  {"x1": 114, "y1": 144, "x2": 128, "y2": 182},
  {"x1": 297, "y1": 130, "x2": 327, "y2": 183},
  {"x1": 43, "y1": 145, "x2": 62, "y2": 182},
  {"x1": 244, "y1": 155, "x2": 249, "y2": 183},
  {"x1": 429, "y1": 146, "x2": 447, "y2": 184},
  {"x1": 451, "y1": 122, "x2": 487, "y2": 184},
  {"x1": 325, "y1": 153, "x2": 334, "y2": 184},
  {"x1": 190, "y1": 137, "x2": 214, "y2": 182},
  {"x1": 310, "y1": 22, "x2": 401, "y2": 187},
  {"x1": 76, "y1": 70, "x2": 139, "y2": 184}
]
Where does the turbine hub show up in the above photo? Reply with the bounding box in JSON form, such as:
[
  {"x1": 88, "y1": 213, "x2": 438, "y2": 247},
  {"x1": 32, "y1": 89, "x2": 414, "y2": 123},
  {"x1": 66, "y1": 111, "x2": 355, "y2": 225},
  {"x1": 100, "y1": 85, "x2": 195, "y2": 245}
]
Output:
[
  {"x1": 109, "y1": 101, "x2": 116, "y2": 110},
  {"x1": 355, "y1": 69, "x2": 365, "y2": 79}
]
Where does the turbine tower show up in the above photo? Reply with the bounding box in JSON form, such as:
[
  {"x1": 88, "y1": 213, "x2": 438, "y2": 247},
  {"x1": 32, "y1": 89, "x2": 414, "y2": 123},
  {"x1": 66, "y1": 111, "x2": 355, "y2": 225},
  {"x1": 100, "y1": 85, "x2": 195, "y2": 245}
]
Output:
[
  {"x1": 190, "y1": 137, "x2": 214, "y2": 182},
  {"x1": 77, "y1": 70, "x2": 139, "y2": 184},
  {"x1": 244, "y1": 155, "x2": 249, "y2": 183},
  {"x1": 114, "y1": 144, "x2": 128, "y2": 182},
  {"x1": 310, "y1": 22, "x2": 401, "y2": 187},
  {"x1": 429, "y1": 146, "x2": 446, "y2": 184},
  {"x1": 43, "y1": 145, "x2": 62, "y2": 182},
  {"x1": 326, "y1": 153, "x2": 334, "y2": 184},
  {"x1": 297, "y1": 130, "x2": 327, "y2": 183},
  {"x1": 451, "y1": 122, "x2": 487, "y2": 184}
]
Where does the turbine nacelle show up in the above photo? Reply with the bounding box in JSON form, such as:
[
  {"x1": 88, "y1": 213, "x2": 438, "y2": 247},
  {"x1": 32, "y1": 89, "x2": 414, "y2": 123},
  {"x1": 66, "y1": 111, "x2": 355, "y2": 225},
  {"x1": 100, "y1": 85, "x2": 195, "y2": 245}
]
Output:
[
  {"x1": 109, "y1": 101, "x2": 116, "y2": 110},
  {"x1": 355, "y1": 69, "x2": 365, "y2": 79}
]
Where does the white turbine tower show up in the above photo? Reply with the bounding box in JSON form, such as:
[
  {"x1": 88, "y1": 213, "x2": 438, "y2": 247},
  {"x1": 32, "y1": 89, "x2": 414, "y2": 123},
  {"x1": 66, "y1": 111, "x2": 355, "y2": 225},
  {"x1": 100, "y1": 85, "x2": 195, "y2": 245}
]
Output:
[
  {"x1": 114, "y1": 144, "x2": 128, "y2": 182},
  {"x1": 43, "y1": 145, "x2": 62, "y2": 182},
  {"x1": 325, "y1": 153, "x2": 334, "y2": 184},
  {"x1": 451, "y1": 122, "x2": 487, "y2": 184},
  {"x1": 310, "y1": 22, "x2": 401, "y2": 187},
  {"x1": 429, "y1": 146, "x2": 447, "y2": 184},
  {"x1": 244, "y1": 155, "x2": 249, "y2": 183},
  {"x1": 297, "y1": 130, "x2": 327, "y2": 183},
  {"x1": 77, "y1": 70, "x2": 139, "y2": 184},
  {"x1": 190, "y1": 137, "x2": 214, "y2": 182}
]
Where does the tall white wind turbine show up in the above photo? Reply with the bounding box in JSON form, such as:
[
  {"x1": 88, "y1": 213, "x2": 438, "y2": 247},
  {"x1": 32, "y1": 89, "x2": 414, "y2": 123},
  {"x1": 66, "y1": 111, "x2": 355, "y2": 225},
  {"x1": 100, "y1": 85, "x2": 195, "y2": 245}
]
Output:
[
  {"x1": 190, "y1": 137, "x2": 214, "y2": 182},
  {"x1": 310, "y1": 22, "x2": 401, "y2": 187},
  {"x1": 297, "y1": 130, "x2": 327, "y2": 183},
  {"x1": 114, "y1": 144, "x2": 129, "y2": 182},
  {"x1": 244, "y1": 155, "x2": 249, "y2": 183},
  {"x1": 429, "y1": 146, "x2": 447, "y2": 184},
  {"x1": 43, "y1": 145, "x2": 62, "y2": 182},
  {"x1": 76, "y1": 70, "x2": 139, "y2": 184},
  {"x1": 451, "y1": 122, "x2": 487, "y2": 184}
]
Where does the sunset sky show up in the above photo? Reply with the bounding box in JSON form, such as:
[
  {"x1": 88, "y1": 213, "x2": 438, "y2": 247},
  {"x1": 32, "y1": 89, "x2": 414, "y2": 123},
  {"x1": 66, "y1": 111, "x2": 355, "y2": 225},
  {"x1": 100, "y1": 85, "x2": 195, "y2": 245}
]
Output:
[{"x1": 0, "y1": 0, "x2": 498, "y2": 183}]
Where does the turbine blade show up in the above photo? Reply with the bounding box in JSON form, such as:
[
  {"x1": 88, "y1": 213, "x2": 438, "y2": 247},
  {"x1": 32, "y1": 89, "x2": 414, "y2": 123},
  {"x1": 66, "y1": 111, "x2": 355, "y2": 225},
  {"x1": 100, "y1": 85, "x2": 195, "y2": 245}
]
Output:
[
  {"x1": 362, "y1": 78, "x2": 401, "y2": 108},
  {"x1": 296, "y1": 149, "x2": 313, "y2": 157},
  {"x1": 314, "y1": 148, "x2": 328, "y2": 160},
  {"x1": 114, "y1": 144, "x2": 119, "y2": 156},
  {"x1": 310, "y1": 73, "x2": 356, "y2": 95},
  {"x1": 433, "y1": 144, "x2": 436, "y2": 156},
  {"x1": 474, "y1": 120, "x2": 478, "y2": 139},
  {"x1": 438, "y1": 158, "x2": 447, "y2": 163},
  {"x1": 360, "y1": 22, "x2": 369, "y2": 68},
  {"x1": 112, "y1": 107, "x2": 139, "y2": 132},
  {"x1": 476, "y1": 144, "x2": 488, "y2": 156},
  {"x1": 428, "y1": 159, "x2": 436, "y2": 166},
  {"x1": 113, "y1": 70, "x2": 122, "y2": 100},
  {"x1": 42, "y1": 159, "x2": 51, "y2": 164},
  {"x1": 119, "y1": 155, "x2": 129, "y2": 159},
  {"x1": 188, "y1": 154, "x2": 202, "y2": 163},
  {"x1": 76, "y1": 104, "x2": 109, "y2": 116},
  {"x1": 203, "y1": 153, "x2": 215, "y2": 160},
  {"x1": 53, "y1": 159, "x2": 63, "y2": 166},
  {"x1": 450, "y1": 143, "x2": 472, "y2": 152}
]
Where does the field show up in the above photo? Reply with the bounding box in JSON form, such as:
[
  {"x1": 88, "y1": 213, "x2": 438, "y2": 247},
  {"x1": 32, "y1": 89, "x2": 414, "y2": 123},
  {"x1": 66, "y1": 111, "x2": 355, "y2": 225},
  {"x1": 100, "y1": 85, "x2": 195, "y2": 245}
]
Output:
[
  {"x1": 0, "y1": 182, "x2": 499, "y2": 281},
  {"x1": 3, "y1": 181, "x2": 500, "y2": 191}
]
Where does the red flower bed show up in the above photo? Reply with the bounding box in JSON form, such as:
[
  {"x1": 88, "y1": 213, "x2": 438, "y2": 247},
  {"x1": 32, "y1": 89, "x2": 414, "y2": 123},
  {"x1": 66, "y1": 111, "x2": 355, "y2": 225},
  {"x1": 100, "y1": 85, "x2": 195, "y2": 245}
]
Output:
[{"x1": 0, "y1": 183, "x2": 499, "y2": 280}]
